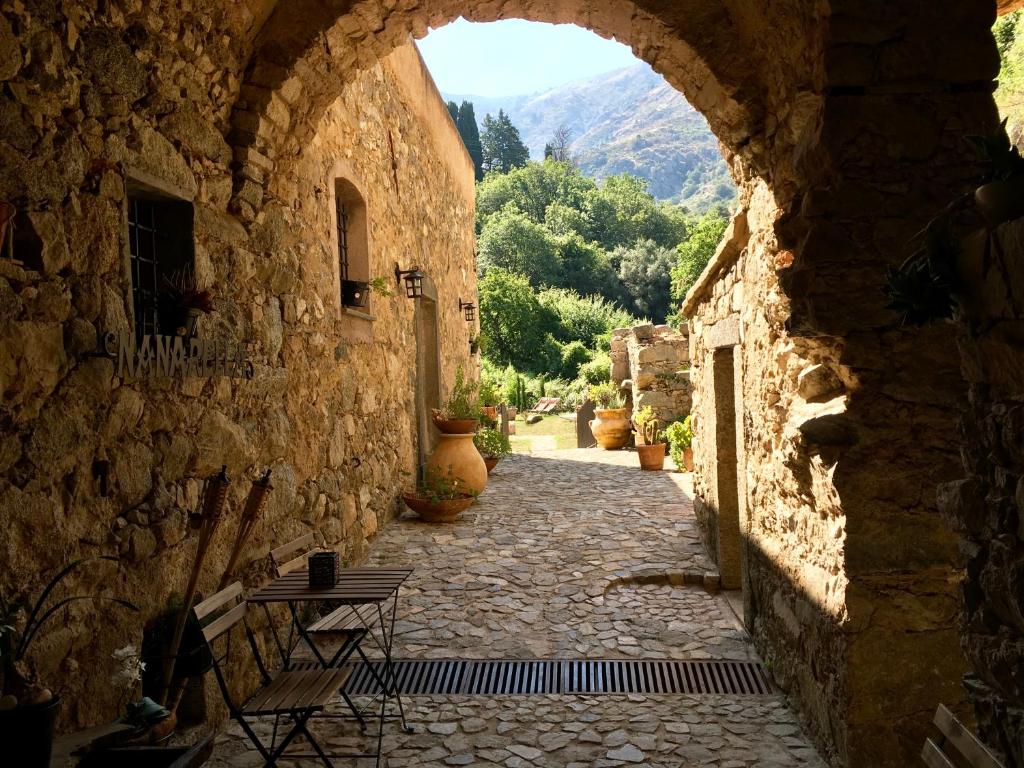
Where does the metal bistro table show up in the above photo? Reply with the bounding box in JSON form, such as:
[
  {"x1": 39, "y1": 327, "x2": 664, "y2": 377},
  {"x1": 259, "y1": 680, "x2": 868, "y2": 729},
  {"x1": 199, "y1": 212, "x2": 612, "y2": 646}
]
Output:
[{"x1": 246, "y1": 568, "x2": 414, "y2": 764}]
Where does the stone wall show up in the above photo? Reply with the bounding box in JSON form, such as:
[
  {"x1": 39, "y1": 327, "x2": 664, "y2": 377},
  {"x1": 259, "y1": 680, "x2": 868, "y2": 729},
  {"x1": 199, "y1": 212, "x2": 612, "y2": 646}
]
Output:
[
  {"x1": 610, "y1": 324, "x2": 691, "y2": 427},
  {"x1": 943, "y1": 218, "x2": 1024, "y2": 766},
  {"x1": 0, "y1": 8, "x2": 476, "y2": 730}
]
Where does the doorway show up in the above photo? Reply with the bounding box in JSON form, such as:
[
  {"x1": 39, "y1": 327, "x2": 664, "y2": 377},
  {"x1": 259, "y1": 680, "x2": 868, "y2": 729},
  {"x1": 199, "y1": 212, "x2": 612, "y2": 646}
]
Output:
[
  {"x1": 713, "y1": 346, "x2": 743, "y2": 592},
  {"x1": 415, "y1": 280, "x2": 441, "y2": 469}
]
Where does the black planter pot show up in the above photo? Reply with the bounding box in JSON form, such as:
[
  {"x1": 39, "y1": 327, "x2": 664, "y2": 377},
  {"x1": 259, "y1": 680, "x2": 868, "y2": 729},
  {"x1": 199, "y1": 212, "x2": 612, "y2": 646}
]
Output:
[
  {"x1": 342, "y1": 279, "x2": 370, "y2": 308},
  {"x1": 0, "y1": 695, "x2": 61, "y2": 768}
]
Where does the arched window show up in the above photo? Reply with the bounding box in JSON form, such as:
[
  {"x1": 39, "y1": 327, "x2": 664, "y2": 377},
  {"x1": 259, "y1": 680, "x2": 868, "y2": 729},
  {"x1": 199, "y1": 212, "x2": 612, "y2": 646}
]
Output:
[{"x1": 333, "y1": 177, "x2": 370, "y2": 309}]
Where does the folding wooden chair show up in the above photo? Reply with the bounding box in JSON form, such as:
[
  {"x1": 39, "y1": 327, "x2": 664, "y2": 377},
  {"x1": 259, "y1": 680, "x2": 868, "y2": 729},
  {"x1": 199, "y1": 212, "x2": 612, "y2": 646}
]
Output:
[
  {"x1": 268, "y1": 534, "x2": 385, "y2": 730},
  {"x1": 193, "y1": 583, "x2": 351, "y2": 767},
  {"x1": 921, "y1": 704, "x2": 1005, "y2": 768}
]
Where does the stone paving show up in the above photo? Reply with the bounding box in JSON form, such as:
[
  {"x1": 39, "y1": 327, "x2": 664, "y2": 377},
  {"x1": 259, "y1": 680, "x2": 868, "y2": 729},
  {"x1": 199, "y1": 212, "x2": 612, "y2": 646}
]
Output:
[{"x1": 208, "y1": 450, "x2": 826, "y2": 767}]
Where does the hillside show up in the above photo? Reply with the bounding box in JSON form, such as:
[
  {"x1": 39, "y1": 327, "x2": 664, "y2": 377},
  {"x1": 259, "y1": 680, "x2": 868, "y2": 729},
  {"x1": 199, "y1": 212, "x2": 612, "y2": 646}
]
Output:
[{"x1": 444, "y1": 63, "x2": 736, "y2": 211}]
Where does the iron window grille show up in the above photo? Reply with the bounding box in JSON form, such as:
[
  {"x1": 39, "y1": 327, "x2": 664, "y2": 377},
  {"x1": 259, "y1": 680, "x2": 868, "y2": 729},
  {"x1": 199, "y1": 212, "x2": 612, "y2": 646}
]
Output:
[
  {"x1": 126, "y1": 193, "x2": 195, "y2": 341},
  {"x1": 337, "y1": 200, "x2": 350, "y2": 283}
]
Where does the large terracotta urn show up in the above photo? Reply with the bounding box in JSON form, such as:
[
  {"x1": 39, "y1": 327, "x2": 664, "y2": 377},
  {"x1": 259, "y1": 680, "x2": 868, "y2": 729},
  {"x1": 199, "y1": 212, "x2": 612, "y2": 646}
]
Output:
[
  {"x1": 590, "y1": 408, "x2": 631, "y2": 450},
  {"x1": 427, "y1": 433, "x2": 488, "y2": 493}
]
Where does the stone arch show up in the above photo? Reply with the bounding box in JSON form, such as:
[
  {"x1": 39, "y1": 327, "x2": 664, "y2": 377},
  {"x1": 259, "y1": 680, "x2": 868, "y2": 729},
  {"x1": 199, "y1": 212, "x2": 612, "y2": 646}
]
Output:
[{"x1": 227, "y1": 0, "x2": 827, "y2": 219}]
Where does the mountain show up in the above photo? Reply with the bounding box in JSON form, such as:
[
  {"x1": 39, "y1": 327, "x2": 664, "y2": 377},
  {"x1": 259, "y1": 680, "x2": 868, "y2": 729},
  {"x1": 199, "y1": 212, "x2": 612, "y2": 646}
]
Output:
[{"x1": 443, "y1": 63, "x2": 736, "y2": 212}]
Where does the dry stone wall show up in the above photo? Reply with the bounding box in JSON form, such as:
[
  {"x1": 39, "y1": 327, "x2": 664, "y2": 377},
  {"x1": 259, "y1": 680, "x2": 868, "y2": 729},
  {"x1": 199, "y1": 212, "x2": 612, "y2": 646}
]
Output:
[
  {"x1": 610, "y1": 324, "x2": 691, "y2": 427},
  {"x1": 0, "y1": 2, "x2": 476, "y2": 730}
]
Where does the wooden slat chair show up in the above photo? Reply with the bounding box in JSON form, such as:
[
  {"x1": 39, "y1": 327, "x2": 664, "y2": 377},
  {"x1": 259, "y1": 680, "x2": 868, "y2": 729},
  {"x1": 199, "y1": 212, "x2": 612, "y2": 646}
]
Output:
[
  {"x1": 193, "y1": 583, "x2": 350, "y2": 767},
  {"x1": 922, "y1": 704, "x2": 1005, "y2": 768}
]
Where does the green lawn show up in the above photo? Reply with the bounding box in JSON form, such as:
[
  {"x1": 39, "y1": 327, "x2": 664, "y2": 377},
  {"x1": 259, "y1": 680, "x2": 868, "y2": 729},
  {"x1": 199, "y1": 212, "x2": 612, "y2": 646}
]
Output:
[{"x1": 509, "y1": 413, "x2": 578, "y2": 452}]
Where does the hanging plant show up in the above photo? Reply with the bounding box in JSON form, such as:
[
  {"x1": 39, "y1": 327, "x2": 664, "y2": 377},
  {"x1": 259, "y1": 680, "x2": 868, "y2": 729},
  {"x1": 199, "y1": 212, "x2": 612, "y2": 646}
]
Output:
[{"x1": 884, "y1": 216, "x2": 961, "y2": 326}]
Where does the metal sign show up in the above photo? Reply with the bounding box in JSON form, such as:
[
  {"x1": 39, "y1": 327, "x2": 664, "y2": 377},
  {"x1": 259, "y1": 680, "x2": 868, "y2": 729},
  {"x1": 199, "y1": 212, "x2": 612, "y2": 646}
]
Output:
[{"x1": 100, "y1": 331, "x2": 254, "y2": 380}]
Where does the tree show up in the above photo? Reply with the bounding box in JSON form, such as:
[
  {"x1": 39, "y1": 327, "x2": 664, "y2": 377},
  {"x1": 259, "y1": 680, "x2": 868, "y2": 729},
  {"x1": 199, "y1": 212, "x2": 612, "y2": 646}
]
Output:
[
  {"x1": 553, "y1": 233, "x2": 617, "y2": 297},
  {"x1": 456, "y1": 101, "x2": 484, "y2": 181},
  {"x1": 476, "y1": 161, "x2": 596, "y2": 228},
  {"x1": 478, "y1": 268, "x2": 557, "y2": 371},
  {"x1": 670, "y1": 209, "x2": 729, "y2": 310},
  {"x1": 477, "y1": 206, "x2": 560, "y2": 287},
  {"x1": 544, "y1": 125, "x2": 575, "y2": 164},
  {"x1": 481, "y1": 110, "x2": 530, "y2": 175},
  {"x1": 583, "y1": 174, "x2": 688, "y2": 251},
  {"x1": 614, "y1": 239, "x2": 677, "y2": 321},
  {"x1": 446, "y1": 100, "x2": 459, "y2": 123}
]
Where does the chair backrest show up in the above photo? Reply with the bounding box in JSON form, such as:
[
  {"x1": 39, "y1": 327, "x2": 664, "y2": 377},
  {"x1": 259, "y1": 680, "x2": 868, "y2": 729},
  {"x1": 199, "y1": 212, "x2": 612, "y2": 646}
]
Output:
[
  {"x1": 269, "y1": 532, "x2": 325, "y2": 576},
  {"x1": 921, "y1": 704, "x2": 1004, "y2": 768},
  {"x1": 193, "y1": 582, "x2": 246, "y2": 644}
]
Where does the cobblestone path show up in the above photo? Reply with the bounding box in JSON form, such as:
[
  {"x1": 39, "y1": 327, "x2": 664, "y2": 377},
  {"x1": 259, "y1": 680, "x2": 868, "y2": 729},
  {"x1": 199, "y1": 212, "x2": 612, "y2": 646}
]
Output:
[{"x1": 209, "y1": 450, "x2": 827, "y2": 767}]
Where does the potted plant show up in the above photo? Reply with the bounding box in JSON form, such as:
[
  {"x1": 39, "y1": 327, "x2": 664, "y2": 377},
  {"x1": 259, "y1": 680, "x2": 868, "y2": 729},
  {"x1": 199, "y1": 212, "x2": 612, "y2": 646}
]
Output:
[
  {"x1": 0, "y1": 557, "x2": 138, "y2": 767},
  {"x1": 969, "y1": 118, "x2": 1024, "y2": 229},
  {"x1": 633, "y1": 407, "x2": 667, "y2": 471},
  {"x1": 479, "y1": 378, "x2": 500, "y2": 424},
  {"x1": 432, "y1": 365, "x2": 480, "y2": 434},
  {"x1": 342, "y1": 275, "x2": 392, "y2": 309},
  {"x1": 474, "y1": 428, "x2": 511, "y2": 473},
  {"x1": 587, "y1": 382, "x2": 630, "y2": 450},
  {"x1": 402, "y1": 467, "x2": 479, "y2": 523},
  {"x1": 666, "y1": 415, "x2": 695, "y2": 472},
  {"x1": 158, "y1": 269, "x2": 215, "y2": 338}
]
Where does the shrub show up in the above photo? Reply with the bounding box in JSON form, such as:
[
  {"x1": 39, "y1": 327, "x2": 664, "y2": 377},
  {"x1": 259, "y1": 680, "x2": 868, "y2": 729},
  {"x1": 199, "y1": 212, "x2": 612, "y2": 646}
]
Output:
[
  {"x1": 560, "y1": 341, "x2": 592, "y2": 380},
  {"x1": 474, "y1": 428, "x2": 512, "y2": 458},
  {"x1": 578, "y1": 351, "x2": 611, "y2": 385},
  {"x1": 440, "y1": 365, "x2": 480, "y2": 420}
]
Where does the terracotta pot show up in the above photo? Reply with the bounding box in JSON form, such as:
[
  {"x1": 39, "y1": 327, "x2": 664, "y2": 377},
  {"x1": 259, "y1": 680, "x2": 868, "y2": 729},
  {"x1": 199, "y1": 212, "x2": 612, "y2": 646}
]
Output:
[
  {"x1": 637, "y1": 442, "x2": 666, "y2": 471},
  {"x1": 427, "y1": 432, "x2": 488, "y2": 493},
  {"x1": 481, "y1": 406, "x2": 498, "y2": 420},
  {"x1": 483, "y1": 456, "x2": 500, "y2": 473},
  {"x1": 433, "y1": 416, "x2": 479, "y2": 434},
  {"x1": 683, "y1": 446, "x2": 695, "y2": 472},
  {"x1": 975, "y1": 178, "x2": 1024, "y2": 229},
  {"x1": 402, "y1": 493, "x2": 475, "y2": 522},
  {"x1": 589, "y1": 407, "x2": 631, "y2": 450}
]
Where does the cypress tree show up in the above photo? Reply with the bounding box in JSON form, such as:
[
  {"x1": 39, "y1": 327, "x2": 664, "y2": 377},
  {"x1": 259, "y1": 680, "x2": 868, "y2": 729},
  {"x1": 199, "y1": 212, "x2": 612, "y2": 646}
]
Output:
[
  {"x1": 481, "y1": 109, "x2": 530, "y2": 176},
  {"x1": 446, "y1": 100, "x2": 459, "y2": 123},
  {"x1": 456, "y1": 101, "x2": 485, "y2": 181}
]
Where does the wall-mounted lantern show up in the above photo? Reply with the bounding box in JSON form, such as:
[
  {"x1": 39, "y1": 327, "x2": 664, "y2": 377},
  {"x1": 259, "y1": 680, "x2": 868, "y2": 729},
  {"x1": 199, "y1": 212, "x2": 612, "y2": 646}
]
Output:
[
  {"x1": 459, "y1": 298, "x2": 476, "y2": 322},
  {"x1": 394, "y1": 263, "x2": 424, "y2": 299}
]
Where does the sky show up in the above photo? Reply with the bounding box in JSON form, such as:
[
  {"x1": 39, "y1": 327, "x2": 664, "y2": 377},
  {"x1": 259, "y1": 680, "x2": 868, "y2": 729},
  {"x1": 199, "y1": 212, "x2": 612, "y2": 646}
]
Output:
[{"x1": 417, "y1": 18, "x2": 640, "y2": 98}]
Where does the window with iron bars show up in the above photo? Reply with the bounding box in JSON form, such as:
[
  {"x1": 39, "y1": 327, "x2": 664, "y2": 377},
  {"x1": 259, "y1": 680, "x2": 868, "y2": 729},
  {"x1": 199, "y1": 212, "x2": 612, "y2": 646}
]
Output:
[
  {"x1": 126, "y1": 192, "x2": 194, "y2": 340},
  {"x1": 336, "y1": 199, "x2": 350, "y2": 283}
]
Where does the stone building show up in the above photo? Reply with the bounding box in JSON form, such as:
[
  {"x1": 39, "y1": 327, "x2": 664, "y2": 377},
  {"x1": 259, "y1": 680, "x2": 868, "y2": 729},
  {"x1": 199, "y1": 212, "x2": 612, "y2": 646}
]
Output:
[
  {"x1": 610, "y1": 324, "x2": 691, "y2": 426},
  {"x1": 0, "y1": 24, "x2": 477, "y2": 726},
  {"x1": 2, "y1": 2, "x2": 1024, "y2": 768}
]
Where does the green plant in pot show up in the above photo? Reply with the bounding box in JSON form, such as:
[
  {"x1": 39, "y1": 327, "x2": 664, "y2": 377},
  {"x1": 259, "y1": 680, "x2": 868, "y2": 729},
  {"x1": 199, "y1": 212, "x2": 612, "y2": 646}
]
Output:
[
  {"x1": 665, "y1": 415, "x2": 695, "y2": 472},
  {"x1": 342, "y1": 275, "x2": 392, "y2": 309},
  {"x1": 1, "y1": 557, "x2": 138, "y2": 767},
  {"x1": 474, "y1": 428, "x2": 511, "y2": 473},
  {"x1": 402, "y1": 467, "x2": 479, "y2": 523},
  {"x1": 587, "y1": 382, "x2": 630, "y2": 450},
  {"x1": 633, "y1": 406, "x2": 667, "y2": 471},
  {"x1": 432, "y1": 365, "x2": 480, "y2": 434}
]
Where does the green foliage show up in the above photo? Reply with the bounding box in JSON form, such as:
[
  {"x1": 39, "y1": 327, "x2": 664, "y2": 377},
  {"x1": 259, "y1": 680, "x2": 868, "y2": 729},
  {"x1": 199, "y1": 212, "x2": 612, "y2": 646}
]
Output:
[
  {"x1": 994, "y1": 11, "x2": 1024, "y2": 148},
  {"x1": 578, "y1": 351, "x2": 611, "y2": 385},
  {"x1": 474, "y1": 428, "x2": 512, "y2": 458},
  {"x1": 587, "y1": 381, "x2": 622, "y2": 409},
  {"x1": 456, "y1": 101, "x2": 485, "y2": 181},
  {"x1": 537, "y1": 289, "x2": 638, "y2": 347},
  {"x1": 478, "y1": 371, "x2": 501, "y2": 407},
  {"x1": 613, "y1": 238, "x2": 677, "y2": 321},
  {"x1": 670, "y1": 209, "x2": 729, "y2": 314},
  {"x1": 559, "y1": 340, "x2": 592, "y2": 380},
  {"x1": 477, "y1": 207, "x2": 560, "y2": 288},
  {"x1": 665, "y1": 416, "x2": 693, "y2": 469},
  {"x1": 478, "y1": 268, "x2": 557, "y2": 372},
  {"x1": 477, "y1": 160, "x2": 596, "y2": 227},
  {"x1": 967, "y1": 117, "x2": 1024, "y2": 182},
  {"x1": 414, "y1": 466, "x2": 479, "y2": 503},
  {"x1": 633, "y1": 407, "x2": 663, "y2": 444},
  {"x1": 440, "y1": 365, "x2": 480, "y2": 420},
  {"x1": 584, "y1": 174, "x2": 688, "y2": 251},
  {"x1": 481, "y1": 110, "x2": 530, "y2": 176},
  {"x1": 884, "y1": 216, "x2": 960, "y2": 326}
]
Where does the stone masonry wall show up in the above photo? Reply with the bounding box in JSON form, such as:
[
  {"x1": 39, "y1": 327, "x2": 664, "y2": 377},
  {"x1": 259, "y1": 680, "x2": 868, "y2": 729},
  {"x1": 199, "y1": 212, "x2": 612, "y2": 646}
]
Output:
[
  {"x1": 0, "y1": 8, "x2": 476, "y2": 731},
  {"x1": 610, "y1": 324, "x2": 691, "y2": 429}
]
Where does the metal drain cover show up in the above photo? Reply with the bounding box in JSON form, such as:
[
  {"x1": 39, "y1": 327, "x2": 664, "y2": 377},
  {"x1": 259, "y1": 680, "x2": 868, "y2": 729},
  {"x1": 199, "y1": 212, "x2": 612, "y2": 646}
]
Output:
[{"x1": 342, "y1": 659, "x2": 772, "y2": 696}]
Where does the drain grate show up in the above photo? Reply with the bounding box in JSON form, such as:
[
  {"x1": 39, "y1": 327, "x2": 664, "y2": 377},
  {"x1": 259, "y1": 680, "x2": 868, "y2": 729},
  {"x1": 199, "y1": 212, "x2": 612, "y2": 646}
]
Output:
[{"x1": 342, "y1": 659, "x2": 771, "y2": 696}]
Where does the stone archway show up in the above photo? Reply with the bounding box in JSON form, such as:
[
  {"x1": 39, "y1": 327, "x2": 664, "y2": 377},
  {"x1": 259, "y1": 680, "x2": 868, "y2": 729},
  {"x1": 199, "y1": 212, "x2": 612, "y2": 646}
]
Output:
[{"x1": 223, "y1": 2, "x2": 1014, "y2": 766}]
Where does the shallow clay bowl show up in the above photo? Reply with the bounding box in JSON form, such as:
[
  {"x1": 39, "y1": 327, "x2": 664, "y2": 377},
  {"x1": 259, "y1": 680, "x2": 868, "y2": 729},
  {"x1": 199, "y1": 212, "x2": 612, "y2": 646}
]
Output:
[{"x1": 402, "y1": 493, "x2": 475, "y2": 523}]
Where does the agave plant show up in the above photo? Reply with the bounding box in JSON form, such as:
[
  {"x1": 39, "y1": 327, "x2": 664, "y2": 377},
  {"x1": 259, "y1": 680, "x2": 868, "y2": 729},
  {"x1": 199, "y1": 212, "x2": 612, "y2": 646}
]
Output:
[{"x1": 1, "y1": 557, "x2": 137, "y2": 707}]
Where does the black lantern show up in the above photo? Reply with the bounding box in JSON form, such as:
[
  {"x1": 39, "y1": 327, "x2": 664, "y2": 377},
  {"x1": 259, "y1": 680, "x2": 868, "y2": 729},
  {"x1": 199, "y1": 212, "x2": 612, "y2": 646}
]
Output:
[
  {"x1": 459, "y1": 298, "x2": 476, "y2": 322},
  {"x1": 394, "y1": 263, "x2": 424, "y2": 299}
]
